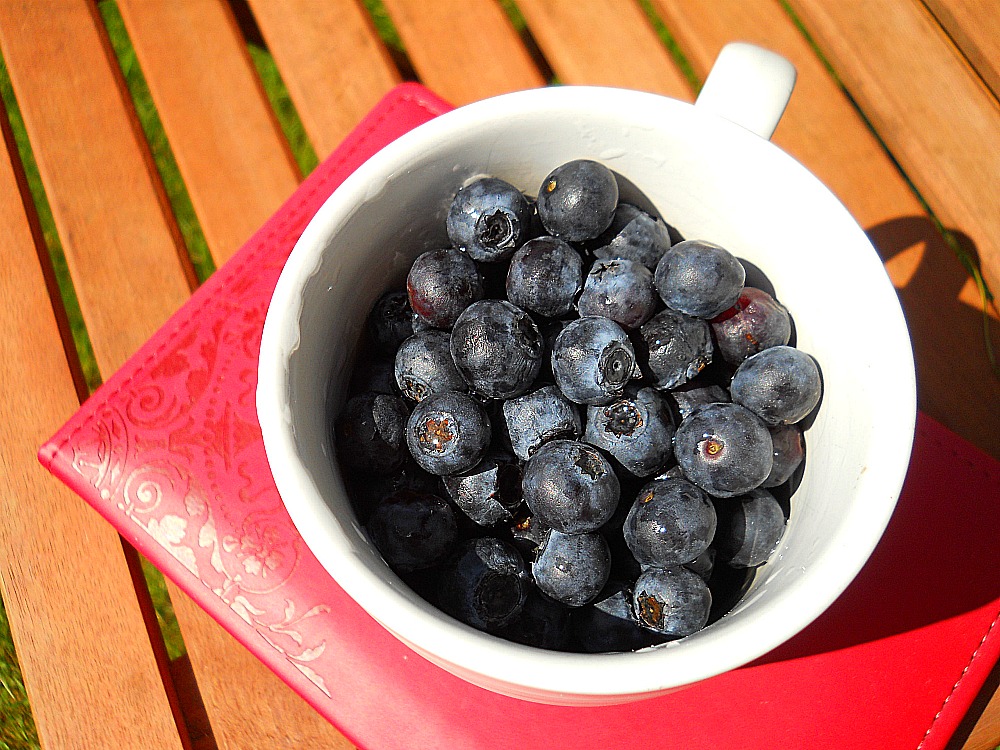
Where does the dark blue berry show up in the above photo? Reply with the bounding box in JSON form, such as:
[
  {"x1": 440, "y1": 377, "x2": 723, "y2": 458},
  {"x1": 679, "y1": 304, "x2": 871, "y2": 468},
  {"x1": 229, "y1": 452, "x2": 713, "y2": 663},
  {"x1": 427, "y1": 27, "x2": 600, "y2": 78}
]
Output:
[
  {"x1": 673, "y1": 403, "x2": 773, "y2": 498},
  {"x1": 654, "y1": 240, "x2": 745, "y2": 319},
  {"x1": 537, "y1": 160, "x2": 619, "y2": 242},
  {"x1": 335, "y1": 392, "x2": 410, "y2": 475},
  {"x1": 366, "y1": 489, "x2": 458, "y2": 572},
  {"x1": 710, "y1": 287, "x2": 792, "y2": 365},
  {"x1": 499, "y1": 589, "x2": 572, "y2": 650},
  {"x1": 632, "y1": 566, "x2": 712, "y2": 637},
  {"x1": 685, "y1": 547, "x2": 717, "y2": 582},
  {"x1": 343, "y1": 459, "x2": 439, "y2": 524},
  {"x1": 572, "y1": 581, "x2": 664, "y2": 652},
  {"x1": 407, "y1": 247, "x2": 483, "y2": 328},
  {"x1": 405, "y1": 391, "x2": 491, "y2": 475},
  {"x1": 730, "y1": 345, "x2": 822, "y2": 425},
  {"x1": 348, "y1": 353, "x2": 398, "y2": 397},
  {"x1": 623, "y1": 478, "x2": 717, "y2": 567},
  {"x1": 450, "y1": 300, "x2": 544, "y2": 399},
  {"x1": 505, "y1": 236, "x2": 583, "y2": 317},
  {"x1": 502, "y1": 384, "x2": 582, "y2": 461},
  {"x1": 762, "y1": 423, "x2": 805, "y2": 488},
  {"x1": 714, "y1": 488, "x2": 786, "y2": 567},
  {"x1": 551, "y1": 316, "x2": 637, "y2": 405},
  {"x1": 394, "y1": 330, "x2": 467, "y2": 402},
  {"x1": 577, "y1": 258, "x2": 657, "y2": 329},
  {"x1": 592, "y1": 204, "x2": 673, "y2": 271},
  {"x1": 532, "y1": 530, "x2": 611, "y2": 607},
  {"x1": 438, "y1": 537, "x2": 530, "y2": 633},
  {"x1": 669, "y1": 383, "x2": 730, "y2": 421},
  {"x1": 522, "y1": 439, "x2": 620, "y2": 534},
  {"x1": 442, "y1": 451, "x2": 523, "y2": 526},
  {"x1": 366, "y1": 290, "x2": 413, "y2": 356},
  {"x1": 508, "y1": 510, "x2": 551, "y2": 559},
  {"x1": 638, "y1": 308, "x2": 713, "y2": 390},
  {"x1": 583, "y1": 385, "x2": 675, "y2": 477},
  {"x1": 447, "y1": 177, "x2": 534, "y2": 262}
]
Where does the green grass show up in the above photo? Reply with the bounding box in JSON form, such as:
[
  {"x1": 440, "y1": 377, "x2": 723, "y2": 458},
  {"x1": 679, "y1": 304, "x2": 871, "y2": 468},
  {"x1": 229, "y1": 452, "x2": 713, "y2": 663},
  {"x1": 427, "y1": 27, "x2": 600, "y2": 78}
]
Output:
[{"x1": 0, "y1": 604, "x2": 37, "y2": 750}]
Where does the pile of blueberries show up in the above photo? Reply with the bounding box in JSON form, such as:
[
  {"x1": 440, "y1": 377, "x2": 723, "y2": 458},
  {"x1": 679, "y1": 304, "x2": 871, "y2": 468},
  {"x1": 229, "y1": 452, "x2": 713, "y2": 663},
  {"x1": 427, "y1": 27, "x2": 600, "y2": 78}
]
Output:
[{"x1": 335, "y1": 159, "x2": 822, "y2": 653}]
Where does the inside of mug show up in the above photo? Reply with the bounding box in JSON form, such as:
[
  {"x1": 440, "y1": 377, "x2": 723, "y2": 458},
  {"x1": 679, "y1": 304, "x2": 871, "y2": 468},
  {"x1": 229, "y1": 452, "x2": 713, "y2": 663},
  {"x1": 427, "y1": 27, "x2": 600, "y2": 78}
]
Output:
[{"x1": 279, "y1": 89, "x2": 913, "y2": 697}]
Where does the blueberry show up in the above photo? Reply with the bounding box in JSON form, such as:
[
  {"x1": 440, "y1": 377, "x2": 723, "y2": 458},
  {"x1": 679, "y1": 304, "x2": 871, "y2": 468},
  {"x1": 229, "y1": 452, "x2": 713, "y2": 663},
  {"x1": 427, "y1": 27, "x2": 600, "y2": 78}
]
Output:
[
  {"x1": 592, "y1": 204, "x2": 673, "y2": 271},
  {"x1": 499, "y1": 589, "x2": 572, "y2": 650},
  {"x1": 366, "y1": 489, "x2": 458, "y2": 572},
  {"x1": 632, "y1": 566, "x2": 712, "y2": 637},
  {"x1": 394, "y1": 330, "x2": 467, "y2": 402},
  {"x1": 673, "y1": 403, "x2": 773, "y2": 498},
  {"x1": 505, "y1": 236, "x2": 584, "y2": 317},
  {"x1": 551, "y1": 316, "x2": 637, "y2": 405},
  {"x1": 343, "y1": 459, "x2": 439, "y2": 523},
  {"x1": 450, "y1": 299, "x2": 544, "y2": 399},
  {"x1": 442, "y1": 451, "x2": 523, "y2": 526},
  {"x1": 366, "y1": 289, "x2": 413, "y2": 356},
  {"x1": 405, "y1": 391, "x2": 491, "y2": 475},
  {"x1": 583, "y1": 385, "x2": 675, "y2": 477},
  {"x1": 447, "y1": 177, "x2": 534, "y2": 262},
  {"x1": 730, "y1": 346, "x2": 822, "y2": 426},
  {"x1": 522, "y1": 439, "x2": 620, "y2": 534},
  {"x1": 532, "y1": 530, "x2": 611, "y2": 607},
  {"x1": 334, "y1": 392, "x2": 410, "y2": 475},
  {"x1": 762, "y1": 423, "x2": 805, "y2": 488},
  {"x1": 685, "y1": 547, "x2": 717, "y2": 582},
  {"x1": 710, "y1": 287, "x2": 792, "y2": 365},
  {"x1": 654, "y1": 239, "x2": 745, "y2": 319},
  {"x1": 572, "y1": 581, "x2": 664, "y2": 652},
  {"x1": 537, "y1": 160, "x2": 618, "y2": 242},
  {"x1": 577, "y1": 258, "x2": 658, "y2": 329},
  {"x1": 624, "y1": 478, "x2": 717, "y2": 567},
  {"x1": 714, "y1": 488, "x2": 786, "y2": 567},
  {"x1": 638, "y1": 308, "x2": 713, "y2": 390},
  {"x1": 502, "y1": 384, "x2": 582, "y2": 461},
  {"x1": 407, "y1": 247, "x2": 483, "y2": 328},
  {"x1": 669, "y1": 383, "x2": 730, "y2": 421},
  {"x1": 438, "y1": 537, "x2": 530, "y2": 633},
  {"x1": 508, "y1": 510, "x2": 551, "y2": 559},
  {"x1": 348, "y1": 353, "x2": 398, "y2": 397}
]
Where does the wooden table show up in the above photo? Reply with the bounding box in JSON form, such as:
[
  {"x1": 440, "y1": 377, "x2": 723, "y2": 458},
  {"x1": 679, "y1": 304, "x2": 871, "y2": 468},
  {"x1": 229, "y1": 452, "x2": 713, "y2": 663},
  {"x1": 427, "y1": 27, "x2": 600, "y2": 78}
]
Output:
[{"x1": 0, "y1": 1, "x2": 997, "y2": 748}]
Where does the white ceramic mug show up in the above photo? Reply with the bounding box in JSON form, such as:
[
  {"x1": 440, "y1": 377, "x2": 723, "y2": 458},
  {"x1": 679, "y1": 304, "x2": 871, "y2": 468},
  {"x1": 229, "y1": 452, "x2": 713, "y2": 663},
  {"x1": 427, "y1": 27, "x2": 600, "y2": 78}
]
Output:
[{"x1": 258, "y1": 43, "x2": 916, "y2": 705}]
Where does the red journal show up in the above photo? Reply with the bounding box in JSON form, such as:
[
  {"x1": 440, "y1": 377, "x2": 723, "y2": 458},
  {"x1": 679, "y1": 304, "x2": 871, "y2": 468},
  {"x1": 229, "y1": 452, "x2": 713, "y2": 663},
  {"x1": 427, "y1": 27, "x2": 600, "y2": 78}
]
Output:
[{"x1": 39, "y1": 83, "x2": 1000, "y2": 750}]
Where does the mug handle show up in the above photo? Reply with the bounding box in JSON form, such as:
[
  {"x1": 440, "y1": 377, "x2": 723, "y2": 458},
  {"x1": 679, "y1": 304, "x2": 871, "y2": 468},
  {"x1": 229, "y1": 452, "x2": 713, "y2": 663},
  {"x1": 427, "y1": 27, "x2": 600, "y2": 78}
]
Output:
[{"x1": 694, "y1": 42, "x2": 797, "y2": 141}]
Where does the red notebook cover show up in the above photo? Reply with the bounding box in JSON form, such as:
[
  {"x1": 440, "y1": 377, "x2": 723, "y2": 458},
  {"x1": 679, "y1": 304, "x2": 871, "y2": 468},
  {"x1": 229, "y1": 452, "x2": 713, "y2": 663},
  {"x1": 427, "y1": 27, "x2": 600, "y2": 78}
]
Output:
[{"x1": 39, "y1": 83, "x2": 1000, "y2": 750}]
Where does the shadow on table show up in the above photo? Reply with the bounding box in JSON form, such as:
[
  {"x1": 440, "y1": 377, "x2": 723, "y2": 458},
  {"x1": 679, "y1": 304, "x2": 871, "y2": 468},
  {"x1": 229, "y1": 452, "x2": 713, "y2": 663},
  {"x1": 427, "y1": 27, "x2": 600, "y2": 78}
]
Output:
[{"x1": 862, "y1": 216, "x2": 999, "y2": 458}]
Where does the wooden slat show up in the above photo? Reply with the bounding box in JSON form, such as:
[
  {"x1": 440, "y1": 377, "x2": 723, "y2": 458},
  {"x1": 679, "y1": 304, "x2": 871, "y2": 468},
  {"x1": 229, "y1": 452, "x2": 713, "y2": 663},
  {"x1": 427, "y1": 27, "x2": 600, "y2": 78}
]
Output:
[
  {"x1": 111, "y1": 2, "x2": 356, "y2": 747},
  {"x1": 379, "y1": 0, "x2": 546, "y2": 104},
  {"x1": 921, "y1": 0, "x2": 1000, "y2": 101},
  {"x1": 245, "y1": 0, "x2": 402, "y2": 159},
  {"x1": 784, "y1": 0, "x2": 1000, "y2": 321},
  {"x1": 0, "y1": 49, "x2": 188, "y2": 750},
  {"x1": 650, "y1": 0, "x2": 1000, "y2": 461},
  {"x1": 0, "y1": 1, "x2": 196, "y2": 372},
  {"x1": 515, "y1": 0, "x2": 691, "y2": 98},
  {"x1": 117, "y1": 0, "x2": 301, "y2": 262}
]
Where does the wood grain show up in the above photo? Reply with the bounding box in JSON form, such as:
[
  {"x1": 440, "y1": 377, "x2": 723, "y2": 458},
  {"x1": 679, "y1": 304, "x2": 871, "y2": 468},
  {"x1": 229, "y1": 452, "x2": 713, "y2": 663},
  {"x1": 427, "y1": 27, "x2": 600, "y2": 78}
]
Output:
[
  {"x1": 651, "y1": 0, "x2": 1000, "y2": 460},
  {"x1": 0, "y1": 63, "x2": 188, "y2": 750},
  {"x1": 921, "y1": 0, "x2": 1000, "y2": 101},
  {"x1": 379, "y1": 0, "x2": 546, "y2": 104},
  {"x1": 515, "y1": 0, "x2": 691, "y2": 98},
  {"x1": 246, "y1": 0, "x2": 402, "y2": 159},
  {"x1": 105, "y1": 2, "x2": 357, "y2": 747},
  {"x1": 117, "y1": 0, "x2": 301, "y2": 262},
  {"x1": 784, "y1": 0, "x2": 1000, "y2": 322}
]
